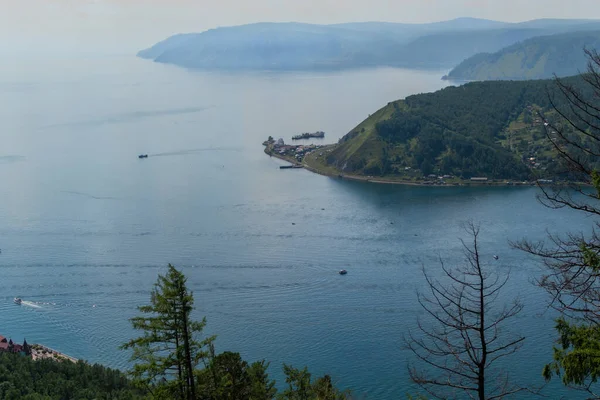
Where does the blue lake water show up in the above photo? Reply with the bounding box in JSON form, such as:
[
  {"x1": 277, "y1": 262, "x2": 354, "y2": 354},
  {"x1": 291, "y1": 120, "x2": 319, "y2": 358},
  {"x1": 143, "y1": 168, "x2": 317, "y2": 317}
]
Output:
[{"x1": 0, "y1": 56, "x2": 590, "y2": 398}]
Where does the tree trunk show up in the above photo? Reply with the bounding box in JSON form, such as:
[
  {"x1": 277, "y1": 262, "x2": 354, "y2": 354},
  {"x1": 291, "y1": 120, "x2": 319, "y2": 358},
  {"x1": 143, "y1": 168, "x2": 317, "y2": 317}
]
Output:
[
  {"x1": 476, "y1": 239, "x2": 486, "y2": 400},
  {"x1": 175, "y1": 331, "x2": 185, "y2": 400},
  {"x1": 181, "y1": 297, "x2": 196, "y2": 400}
]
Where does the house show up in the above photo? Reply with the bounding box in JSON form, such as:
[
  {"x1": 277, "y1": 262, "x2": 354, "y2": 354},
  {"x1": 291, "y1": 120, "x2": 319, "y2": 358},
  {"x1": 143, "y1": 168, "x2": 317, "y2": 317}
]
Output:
[
  {"x1": 12, "y1": 341, "x2": 23, "y2": 353},
  {"x1": 470, "y1": 177, "x2": 488, "y2": 182},
  {"x1": 0, "y1": 335, "x2": 30, "y2": 355}
]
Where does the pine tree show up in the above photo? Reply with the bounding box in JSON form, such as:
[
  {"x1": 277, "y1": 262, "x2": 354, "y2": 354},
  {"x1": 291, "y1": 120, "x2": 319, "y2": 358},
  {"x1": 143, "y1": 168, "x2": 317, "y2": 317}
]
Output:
[
  {"x1": 121, "y1": 264, "x2": 215, "y2": 400},
  {"x1": 22, "y1": 339, "x2": 31, "y2": 356}
]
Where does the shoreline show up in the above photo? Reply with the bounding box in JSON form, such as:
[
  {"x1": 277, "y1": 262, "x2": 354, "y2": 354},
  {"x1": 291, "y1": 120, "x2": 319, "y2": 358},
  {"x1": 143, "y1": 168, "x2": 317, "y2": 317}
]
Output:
[
  {"x1": 265, "y1": 145, "x2": 545, "y2": 188},
  {"x1": 31, "y1": 343, "x2": 79, "y2": 363}
]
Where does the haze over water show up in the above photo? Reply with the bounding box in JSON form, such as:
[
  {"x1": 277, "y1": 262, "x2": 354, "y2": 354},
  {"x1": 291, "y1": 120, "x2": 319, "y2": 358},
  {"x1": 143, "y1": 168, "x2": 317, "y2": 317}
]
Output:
[{"x1": 0, "y1": 56, "x2": 588, "y2": 398}]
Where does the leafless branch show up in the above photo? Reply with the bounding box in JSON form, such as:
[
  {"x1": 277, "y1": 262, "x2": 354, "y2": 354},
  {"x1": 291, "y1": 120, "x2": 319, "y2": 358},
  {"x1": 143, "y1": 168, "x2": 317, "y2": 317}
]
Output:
[{"x1": 407, "y1": 222, "x2": 530, "y2": 399}]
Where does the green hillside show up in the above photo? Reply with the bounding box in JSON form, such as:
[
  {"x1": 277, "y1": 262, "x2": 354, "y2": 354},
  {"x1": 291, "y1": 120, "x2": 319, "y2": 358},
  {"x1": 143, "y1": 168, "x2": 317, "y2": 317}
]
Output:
[
  {"x1": 314, "y1": 76, "x2": 596, "y2": 182},
  {"x1": 446, "y1": 30, "x2": 600, "y2": 81},
  {"x1": 0, "y1": 352, "x2": 143, "y2": 399}
]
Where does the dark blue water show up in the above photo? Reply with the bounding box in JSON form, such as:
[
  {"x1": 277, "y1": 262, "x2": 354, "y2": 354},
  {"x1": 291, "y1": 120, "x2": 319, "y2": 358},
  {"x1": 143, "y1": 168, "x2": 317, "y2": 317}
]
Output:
[{"x1": 0, "y1": 56, "x2": 589, "y2": 398}]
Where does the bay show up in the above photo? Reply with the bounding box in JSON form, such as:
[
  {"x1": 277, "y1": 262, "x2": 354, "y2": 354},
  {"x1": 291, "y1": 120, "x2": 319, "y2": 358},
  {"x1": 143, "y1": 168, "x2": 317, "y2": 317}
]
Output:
[{"x1": 0, "y1": 56, "x2": 588, "y2": 398}]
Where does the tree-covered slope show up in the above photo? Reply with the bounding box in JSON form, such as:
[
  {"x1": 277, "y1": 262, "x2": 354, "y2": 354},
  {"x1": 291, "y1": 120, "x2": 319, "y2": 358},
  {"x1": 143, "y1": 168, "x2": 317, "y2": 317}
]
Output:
[
  {"x1": 0, "y1": 352, "x2": 143, "y2": 399},
  {"x1": 447, "y1": 30, "x2": 600, "y2": 81},
  {"x1": 138, "y1": 19, "x2": 600, "y2": 71},
  {"x1": 325, "y1": 76, "x2": 591, "y2": 181}
]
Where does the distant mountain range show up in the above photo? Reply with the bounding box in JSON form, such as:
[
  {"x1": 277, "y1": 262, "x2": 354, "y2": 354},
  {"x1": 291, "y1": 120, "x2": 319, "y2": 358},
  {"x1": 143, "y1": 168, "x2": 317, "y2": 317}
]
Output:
[
  {"x1": 138, "y1": 18, "x2": 600, "y2": 71},
  {"x1": 445, "y1": 30, "x2": 600, "y2": 81}
]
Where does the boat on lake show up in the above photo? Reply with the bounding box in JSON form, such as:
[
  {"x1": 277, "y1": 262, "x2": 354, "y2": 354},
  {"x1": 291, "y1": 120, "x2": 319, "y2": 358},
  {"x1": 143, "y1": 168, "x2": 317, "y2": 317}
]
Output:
[
  {"x1": 339, "y1": 269, "x2": 348, "y2": 275},
  {"x1": 13, "y1": 298, "x2": 22, "y2": 305},
  {"x1": 138, "y1": 154, "x2": 148, "y2": 159}
]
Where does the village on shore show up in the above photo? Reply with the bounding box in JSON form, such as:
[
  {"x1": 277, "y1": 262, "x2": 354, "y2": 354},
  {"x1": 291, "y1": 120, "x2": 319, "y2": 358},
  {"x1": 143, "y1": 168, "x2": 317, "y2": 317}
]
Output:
[
  {"x1": 0, "y1": 333, "x2": 78, "y2": 363},
  {"x1": 263, "y1": 136, "x2": 328, "y2": 165},
  {"x1": 263, "y1": 135, "x2": 554, "y2": 187}
]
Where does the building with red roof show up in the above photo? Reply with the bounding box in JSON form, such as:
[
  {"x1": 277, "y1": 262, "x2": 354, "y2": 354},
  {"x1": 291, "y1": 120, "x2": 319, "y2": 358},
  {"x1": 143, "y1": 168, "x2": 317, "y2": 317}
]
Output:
[{"x1": 0, "y1": 335, "x2": 28, "y2": 355}]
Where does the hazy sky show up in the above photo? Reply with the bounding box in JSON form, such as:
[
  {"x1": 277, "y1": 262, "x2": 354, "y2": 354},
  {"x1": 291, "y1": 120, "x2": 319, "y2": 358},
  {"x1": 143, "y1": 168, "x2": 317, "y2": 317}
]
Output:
[{"x1": 3, "y1": 0, "x2": 600, "y2": 53}]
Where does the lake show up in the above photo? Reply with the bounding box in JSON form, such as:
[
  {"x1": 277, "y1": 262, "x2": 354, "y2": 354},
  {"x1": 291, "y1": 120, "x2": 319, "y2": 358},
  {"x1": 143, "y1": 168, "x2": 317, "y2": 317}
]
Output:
[{"x1": 0, "y1": 56, "x2": 589, "y2": 398}]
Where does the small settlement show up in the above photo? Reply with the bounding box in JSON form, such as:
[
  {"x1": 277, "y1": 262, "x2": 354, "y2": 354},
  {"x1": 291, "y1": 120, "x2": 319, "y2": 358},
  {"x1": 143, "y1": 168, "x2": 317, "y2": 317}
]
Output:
[
  {"x1": 263, "y1": 137, "x2": 326, "y2": 164},
  {"x1": 0, "y1": 333, "x2": 77, "y2": 363},
  {"x1": 0, "y1": 335, "x2": 31, "y2": 356}
]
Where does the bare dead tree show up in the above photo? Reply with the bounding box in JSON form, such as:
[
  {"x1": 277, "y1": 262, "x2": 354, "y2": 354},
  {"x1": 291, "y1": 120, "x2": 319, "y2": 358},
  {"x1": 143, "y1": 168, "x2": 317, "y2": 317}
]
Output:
[
  {"x1": 407, "y1": 222, "x2": 526, "y2": 400},
  {"x1": 532, "y1": 48, "x2": 600, "y2": 218},
  {"x1": 514, "y1": 49, "x2": 600, "y2": 395},
  {"x1": 519, "y1": 49, "x2": 600, "y2": 322}
]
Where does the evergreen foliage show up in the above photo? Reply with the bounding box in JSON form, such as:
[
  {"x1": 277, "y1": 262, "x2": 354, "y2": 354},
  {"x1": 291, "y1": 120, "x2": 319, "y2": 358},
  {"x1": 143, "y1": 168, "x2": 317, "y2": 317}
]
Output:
[
  {"x1": 279, "y1": 365, "x2": 347, "y2": 400},
  {"x1": 328, "y1": 74, "x2": 597, "y2": 180},
  {"x1": 121, "y1": 264, "x2": 215, "y2": 400},
  {"x1": 121, "y1": 264, "x2": 348, "y2": 399},
  {"x1": 0, "y1": 352, "x2": 143, "y2": 400},
  {"x1": 197, "y1": 350, "x2": 277, "y2": 400}
]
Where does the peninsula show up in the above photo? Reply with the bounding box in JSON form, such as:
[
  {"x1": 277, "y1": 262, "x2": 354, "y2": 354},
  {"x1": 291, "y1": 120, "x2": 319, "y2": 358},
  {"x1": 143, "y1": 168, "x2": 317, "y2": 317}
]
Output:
[{"x1": 264, "y1": 75, "x2": 593, "y2": 186}]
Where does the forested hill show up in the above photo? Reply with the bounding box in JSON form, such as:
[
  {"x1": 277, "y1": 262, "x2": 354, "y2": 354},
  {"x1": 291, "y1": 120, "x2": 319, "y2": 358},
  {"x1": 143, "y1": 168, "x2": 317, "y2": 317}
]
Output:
[
  {"x1": 446, "y1": 30, "x2": 600, "y2": 81},
  {"x1": 325, "y1": 76, "x2": 591, "y2": 181}
]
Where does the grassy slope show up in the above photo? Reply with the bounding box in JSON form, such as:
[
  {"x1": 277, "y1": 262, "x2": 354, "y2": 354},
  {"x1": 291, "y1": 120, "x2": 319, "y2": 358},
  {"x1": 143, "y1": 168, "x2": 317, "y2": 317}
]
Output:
[{"x1": 326, "y1": 102, "x2": 398, "y2": 172}]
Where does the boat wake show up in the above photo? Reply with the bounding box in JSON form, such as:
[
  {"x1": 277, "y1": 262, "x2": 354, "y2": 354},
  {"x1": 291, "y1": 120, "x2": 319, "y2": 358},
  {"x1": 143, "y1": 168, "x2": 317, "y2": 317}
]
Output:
[
  {"x1": 150, "y1": 147, "x2": 243, "y2": 157},
  {"x1": 21, "y1": 301, "x2": 41, "y2": 309}
]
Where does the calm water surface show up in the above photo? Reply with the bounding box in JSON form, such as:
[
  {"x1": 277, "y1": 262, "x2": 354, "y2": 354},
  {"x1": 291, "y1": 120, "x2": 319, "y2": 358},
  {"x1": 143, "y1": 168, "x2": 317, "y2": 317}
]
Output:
[{"x1": 0, "y1": 56, "x2": 589, "y2": 398}]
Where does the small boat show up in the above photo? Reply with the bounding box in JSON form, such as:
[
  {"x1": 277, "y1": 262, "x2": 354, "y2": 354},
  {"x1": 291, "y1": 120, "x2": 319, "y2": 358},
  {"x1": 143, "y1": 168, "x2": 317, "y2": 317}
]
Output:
[
  {"x1": 493, "y1": 255, "x2": 499, "y2": 260},
  {"x1": 339, "y1": 269, "x2": 348, "y2": 275},
  {"x1": 13, "y1": 298, "x2": 22, "y2": 305},
  {"x1": 138, "y1": 154, "x2": 148, "y2": 159}
]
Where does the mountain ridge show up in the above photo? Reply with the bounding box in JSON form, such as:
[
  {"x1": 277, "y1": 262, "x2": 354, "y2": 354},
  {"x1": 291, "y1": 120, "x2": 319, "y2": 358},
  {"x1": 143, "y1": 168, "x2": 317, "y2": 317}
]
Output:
[
  {"x1": 138, "y1": 18, "x2": 600, "y2": 71},
  {"x1": 446, "y1": 30, "x2": 600, "y2": 81}
]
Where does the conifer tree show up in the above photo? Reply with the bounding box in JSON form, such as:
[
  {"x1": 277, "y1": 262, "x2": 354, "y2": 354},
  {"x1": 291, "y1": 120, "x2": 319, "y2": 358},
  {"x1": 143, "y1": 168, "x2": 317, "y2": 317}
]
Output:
[
  {"x1": 279, "y1": 365, "x2": 348, "y2": 400},
  {"x1": 122, "y1": 264, "x2": 215, "y2": 400}
]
